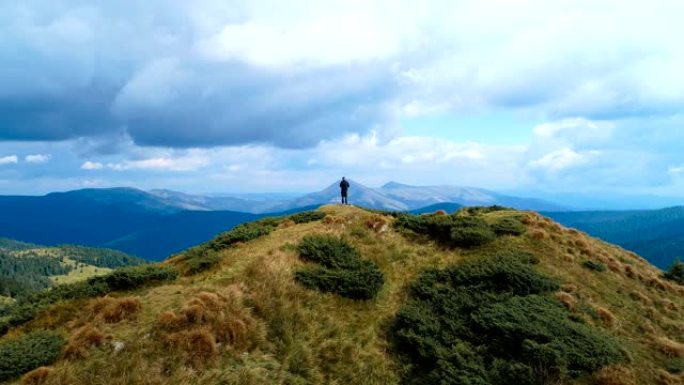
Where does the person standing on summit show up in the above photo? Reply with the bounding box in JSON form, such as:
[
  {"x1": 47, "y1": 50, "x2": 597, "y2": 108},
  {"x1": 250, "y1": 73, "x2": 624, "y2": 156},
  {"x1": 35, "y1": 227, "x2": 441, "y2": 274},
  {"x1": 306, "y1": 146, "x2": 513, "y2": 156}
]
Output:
[{"x1": 339, "y1": 177, "x2": 350, "y2": 205}]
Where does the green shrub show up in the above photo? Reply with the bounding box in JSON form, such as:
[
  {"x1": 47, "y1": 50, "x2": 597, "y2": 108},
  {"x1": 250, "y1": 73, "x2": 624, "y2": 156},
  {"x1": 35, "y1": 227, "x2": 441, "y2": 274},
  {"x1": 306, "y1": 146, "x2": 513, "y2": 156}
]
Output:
[
  {"x1": 296, "y1": 235, "x2": 362, "y2": 269},
  {"x1": 664, "y1": 260, "x2": 684, "y2": 285},
  {"x1": 492, "y1": 217, "x2": 527, "y2": 236},
  {"x1": 294, "y1": 235, "x2": 384, "y2": 300},
  {"x1": 207, "y1": 221, "x2": 277, "y2": 251},
  {"x1": 0, "y1": 330, "x2": 64, "y2": 381},
  {"x1": 395, "y1": 214, "x2": 496, "y2": 248},
  {"x1": 461, "y1": 205, "x2": 511, "y2": 215},
  {"x1": 295, "y1": 261, "x2": 384, "y2": 300},
  {"x1": 175, "y1": 247, "x2": 221, "y2": 276},
  {"x1": 289, "y1": 211, "x2": 326, "y2": 224},
  {"x1": 582, "y1": 260, "x2": 607, "y2": 272},
  {"x1": 391, "y1": 255, "x2": 623, "y2": 385},
  {"x1": 451, "y1": 225, "x2": 496, "y2": 247},
  {"x1": 88, "y1": 264, "x2": 178, "y2": 291}
]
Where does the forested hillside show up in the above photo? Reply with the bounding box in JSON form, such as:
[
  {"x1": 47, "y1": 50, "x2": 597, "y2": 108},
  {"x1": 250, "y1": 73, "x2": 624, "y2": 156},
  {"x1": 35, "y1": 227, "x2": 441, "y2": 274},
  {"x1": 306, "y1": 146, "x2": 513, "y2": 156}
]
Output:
[
  {"x1": 545, "y1": 206, "x2": 684, "y2": 269},
  {"x1": 0, "y1": 239, "x2": 144, "y2": 300}
]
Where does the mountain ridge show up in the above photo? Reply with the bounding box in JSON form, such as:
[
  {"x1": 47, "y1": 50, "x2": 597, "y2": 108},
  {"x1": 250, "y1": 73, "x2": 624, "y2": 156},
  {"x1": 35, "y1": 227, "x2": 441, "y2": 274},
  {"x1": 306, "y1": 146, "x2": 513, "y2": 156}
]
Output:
[{"x1": 0, "y1": 206, "x2": 681, "y2": 384}]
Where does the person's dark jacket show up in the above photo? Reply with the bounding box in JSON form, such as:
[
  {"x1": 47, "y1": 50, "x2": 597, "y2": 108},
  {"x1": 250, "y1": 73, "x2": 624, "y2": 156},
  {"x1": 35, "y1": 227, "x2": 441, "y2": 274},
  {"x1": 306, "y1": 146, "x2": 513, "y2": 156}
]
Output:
[{"x1": 340, "y1": 180, "x2": 350, "y2": 194}]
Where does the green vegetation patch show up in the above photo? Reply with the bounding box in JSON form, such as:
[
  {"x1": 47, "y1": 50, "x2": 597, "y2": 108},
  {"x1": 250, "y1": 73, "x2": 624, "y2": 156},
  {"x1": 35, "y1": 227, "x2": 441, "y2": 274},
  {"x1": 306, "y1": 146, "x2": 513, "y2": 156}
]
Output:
[
  {"x1": 0, "y1": 265, "x2": 177, "y2": 336},
  {"x1": 294, "y1": 235, "x2": 384, "y2": 300},
  {"x1": 289, "y1": 210, "x2": 326, "y2": 224},
  {"x1": 582, "y1": 260, "x2": 607, "y2": 272},
  {"x1": 207, "y1": 220, "x2": 277, "y2": 251},
  {"x1": 390, "y1": 255, "x2": 623, "y2": 385},
  {"x1": 0, "y1": 330, "x2": 64, "y2": 381},
  {"x1": 394, "y1": 213, "x2": 497, "y2": 248},
  {"x1": 492, "y1": 217, "x2": 527, "y2": 236},
  {"x1": 664, "y1": 259, "x2": 684, "y2": 285}
]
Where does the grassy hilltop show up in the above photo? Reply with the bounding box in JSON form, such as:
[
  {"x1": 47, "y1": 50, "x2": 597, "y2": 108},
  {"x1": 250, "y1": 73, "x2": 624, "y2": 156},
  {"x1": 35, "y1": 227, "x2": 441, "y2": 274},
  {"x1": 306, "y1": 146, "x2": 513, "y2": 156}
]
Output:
[{"x1": 0, "y1": 205, "x2": 682, "y2": 385}]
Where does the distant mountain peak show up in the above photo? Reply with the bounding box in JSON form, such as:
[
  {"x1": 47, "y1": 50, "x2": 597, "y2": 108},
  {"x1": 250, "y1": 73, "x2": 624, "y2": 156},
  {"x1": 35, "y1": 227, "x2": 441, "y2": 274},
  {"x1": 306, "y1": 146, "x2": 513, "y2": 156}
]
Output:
[{"x1": 381, "y1": 181, "x2": 410, "y2": 189}]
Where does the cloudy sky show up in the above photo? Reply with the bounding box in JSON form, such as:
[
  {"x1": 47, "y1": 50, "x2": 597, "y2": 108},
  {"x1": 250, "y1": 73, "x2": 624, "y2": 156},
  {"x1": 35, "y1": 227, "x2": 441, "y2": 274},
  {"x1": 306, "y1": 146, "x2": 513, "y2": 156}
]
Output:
[{"x1": 1, "y1": 0, "x2": 684, "y2": 203}]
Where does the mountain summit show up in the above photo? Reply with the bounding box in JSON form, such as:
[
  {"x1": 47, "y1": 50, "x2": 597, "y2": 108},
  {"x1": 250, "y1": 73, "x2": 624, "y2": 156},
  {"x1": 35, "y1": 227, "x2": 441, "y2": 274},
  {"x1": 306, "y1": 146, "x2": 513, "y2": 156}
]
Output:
[{"x1": 0, "y1": 205, "x2": 681, "y2": 384}]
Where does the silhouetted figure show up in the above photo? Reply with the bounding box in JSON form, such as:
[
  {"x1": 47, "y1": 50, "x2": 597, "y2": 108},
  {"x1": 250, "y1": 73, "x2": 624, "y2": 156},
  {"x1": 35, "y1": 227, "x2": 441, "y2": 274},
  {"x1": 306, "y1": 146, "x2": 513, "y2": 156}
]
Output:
[{"x1": 340, "y1": 177, "x2": 350, "y2": 205}]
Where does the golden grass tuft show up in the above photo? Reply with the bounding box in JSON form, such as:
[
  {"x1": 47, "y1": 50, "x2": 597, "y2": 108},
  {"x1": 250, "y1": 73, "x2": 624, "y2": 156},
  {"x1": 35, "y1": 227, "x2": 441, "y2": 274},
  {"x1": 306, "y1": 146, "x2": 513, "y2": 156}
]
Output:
[
  {"x1": 563, "y1": 253, "x2": 575, "y2": 263},
  {"x1": 597, "y1": 307, "x2": 616, "y2": 326},
  {"x1": 165, "y1": 328, "x2": 218, "y2": 365},
  {"x1": 90, "y1": 296, "x2": 142, "y2": 323},
  {"x1": 624, "y1": 265, "x2": 637, "y2": 279},
  {"x1": 521, "y1": 215, "x2": 535, "y2": 225},
  {"x1": 365, "y1": 214, "x2": 389, "y2": 233},
  {"x1": 21, "y1": 367, "x2": 53, "y2": 385},
  {"x1": 156, "y1": 285, "x2": 265, "y2": 361},
  {"x1": 561, "y1": 283, "x2": 577, "y2": 293},
  {"x1": 555, "y1": 292, "x2": 577, "y2": 311},
  {"x1": 529, "y1": 228, "x2": 548, "y2": 240},
  {"x1": 655, "y1": 337, "x2": 684, "y2": 358},
  {"x1": 64, "y1": 324, "x2": 108, "y2": 359},
  {"x1": 648, "y1": 277, "x2": 670, "y2": 292},
  {"x1": 434, "y1": 209, "x2": 447, "y2": 216},
  {"x1": 630, "y1": 291, "x2": 652, "y2": 305},
  {"x1": 655, "y1": 369, "x2": 684, "y2": 385},
  {"x1": 606, "y1": 258, "x2": 622, "y2": 272},
  {"x1": 593, "y1": 365, "x2": 637, "y2": 385},
  {"x1": 279, "y1": 219, "x2": 297, "y2": 228}
]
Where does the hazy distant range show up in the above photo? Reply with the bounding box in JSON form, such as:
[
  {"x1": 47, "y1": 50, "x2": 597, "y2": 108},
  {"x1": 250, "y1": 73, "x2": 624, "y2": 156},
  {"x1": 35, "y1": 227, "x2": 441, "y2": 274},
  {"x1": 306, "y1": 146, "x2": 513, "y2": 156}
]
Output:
[{"x1": 0, "y1": 180, "x2": 682, "y2": 268}]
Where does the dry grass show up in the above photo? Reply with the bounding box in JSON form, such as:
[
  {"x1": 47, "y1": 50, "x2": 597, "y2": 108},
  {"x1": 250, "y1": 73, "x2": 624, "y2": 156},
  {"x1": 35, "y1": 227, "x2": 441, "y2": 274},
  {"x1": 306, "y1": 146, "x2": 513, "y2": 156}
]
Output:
[
  {"x1": 597, "y1": 307, "x2": 617, "y2": 326},
  {"x1": 655, "y1": 337, "x2": 684, "y2": 358},
  {"x1": 593, "y1": 365, "x2": 637, "y2": 385},
  {"x1": 156, "y1": 285, "x2": 266, "y2": 363},
  {"x1": 90, "y1": 296, "x2": 142, "y2": 323},
  {"x1": 555, "y1": 291, "x2": 577, "y2": 311},
  {"x1": 365, "y1": 215, "x2": 389, "y2": 233},
  {"x1": 630, "y1": 290, "x2": 653, "y2": 305},
  {"x1": 529, "y1": 228, "x2": 548, "y2": 240},
  {"x1": 64, "y1": 324, "x2": 108, "y2": 359},
  {"x1": 164, "y1": 328, "x2": 218, "y2": 366},
  {"x1": 655, "y1": 369, "x2": 684, "y2": 385},
  {"x1": 21, "y1": 367, "x2": 53, "y2": 385}
]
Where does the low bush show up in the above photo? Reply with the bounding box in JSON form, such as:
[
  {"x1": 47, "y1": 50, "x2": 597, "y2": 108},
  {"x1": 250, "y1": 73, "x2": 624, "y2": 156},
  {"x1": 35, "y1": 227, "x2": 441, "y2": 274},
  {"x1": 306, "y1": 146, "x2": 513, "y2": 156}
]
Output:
[
  {"x1": 294, "y1": 235, "x2": 384, "y2": 300},
  {"x1": 492, "y1": 217, "x2": 527, "y2": 236},
  {"x1": 296, "y1": 235, "x2": 362, "y2": 269},
  {"x1": 664, "y1": 260, "x2": 684, "y2": 285},
  {"x1": 0, "y1": 331, "x2": 64, "y2": 381},
  {"x1": 295, "y1": 261, "x2": 384, "y2": 300},
  {"x1": 391, "y1": 255, "x2": 623, "y2": 385},
  {"x1": 207, "y1": 220, "x2": 277, "y2": 251},
  {"x1": 583, "y1": 260, "x2": 607, "y2": 272},
  {"x1": 88, "y1": 265, "x2": 178, "y2": 291},
  {"x1": 289, "y1": 211, "x2": 326, "y2": 224},
  {"x1": 394, "y1": 214, "x2": 496, "y2": 248},
  {"x1": 175, "y1": 247, "x2": 221, "y2": 276},
  {"x1": 461, "y1": 205, "x2": 511, "y2": 215}
]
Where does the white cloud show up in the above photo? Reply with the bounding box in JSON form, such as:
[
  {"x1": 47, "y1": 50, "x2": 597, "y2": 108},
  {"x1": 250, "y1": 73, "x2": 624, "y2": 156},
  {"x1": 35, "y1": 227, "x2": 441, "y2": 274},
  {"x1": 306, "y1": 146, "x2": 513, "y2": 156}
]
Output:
[
  {"x1": 528, "y1": 148, "x2": 600, "y2": 172},
  {"x1": 0, "y1": 155, "x2": 18, "y2": 165},
  {"x1": 669, "y1": 165, "x2": 684, "y2": 176},
  {"x1": 81, "y1": 161, "x2": 104, "y2": 170},
  {"x1": 25, "y1": 154, "x2": 50, "y2": 163},
  {"x1": 107, "y1": 155, "x2": 209, "y2": 172}
]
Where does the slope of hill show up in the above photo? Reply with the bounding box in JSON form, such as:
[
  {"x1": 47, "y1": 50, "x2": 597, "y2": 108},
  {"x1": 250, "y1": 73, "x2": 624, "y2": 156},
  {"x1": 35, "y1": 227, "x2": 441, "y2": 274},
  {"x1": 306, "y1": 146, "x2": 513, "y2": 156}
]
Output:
[
  {"x1": 0, "y1": 239, "x2": 144, "y2": 299},
  {"x1": 545, "y1": 207, "x2": 684, "y2": 269},
  {"x1": 0, "y1": 206, "x2": 681, "y2": 385}
]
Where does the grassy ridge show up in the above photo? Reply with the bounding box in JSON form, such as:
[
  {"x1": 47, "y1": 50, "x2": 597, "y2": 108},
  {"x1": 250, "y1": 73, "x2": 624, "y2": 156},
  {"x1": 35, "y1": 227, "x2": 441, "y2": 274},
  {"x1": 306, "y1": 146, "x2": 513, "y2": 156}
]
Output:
[{"x1": 0, "y1": 206, "x2": 681, "y2": 385}]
